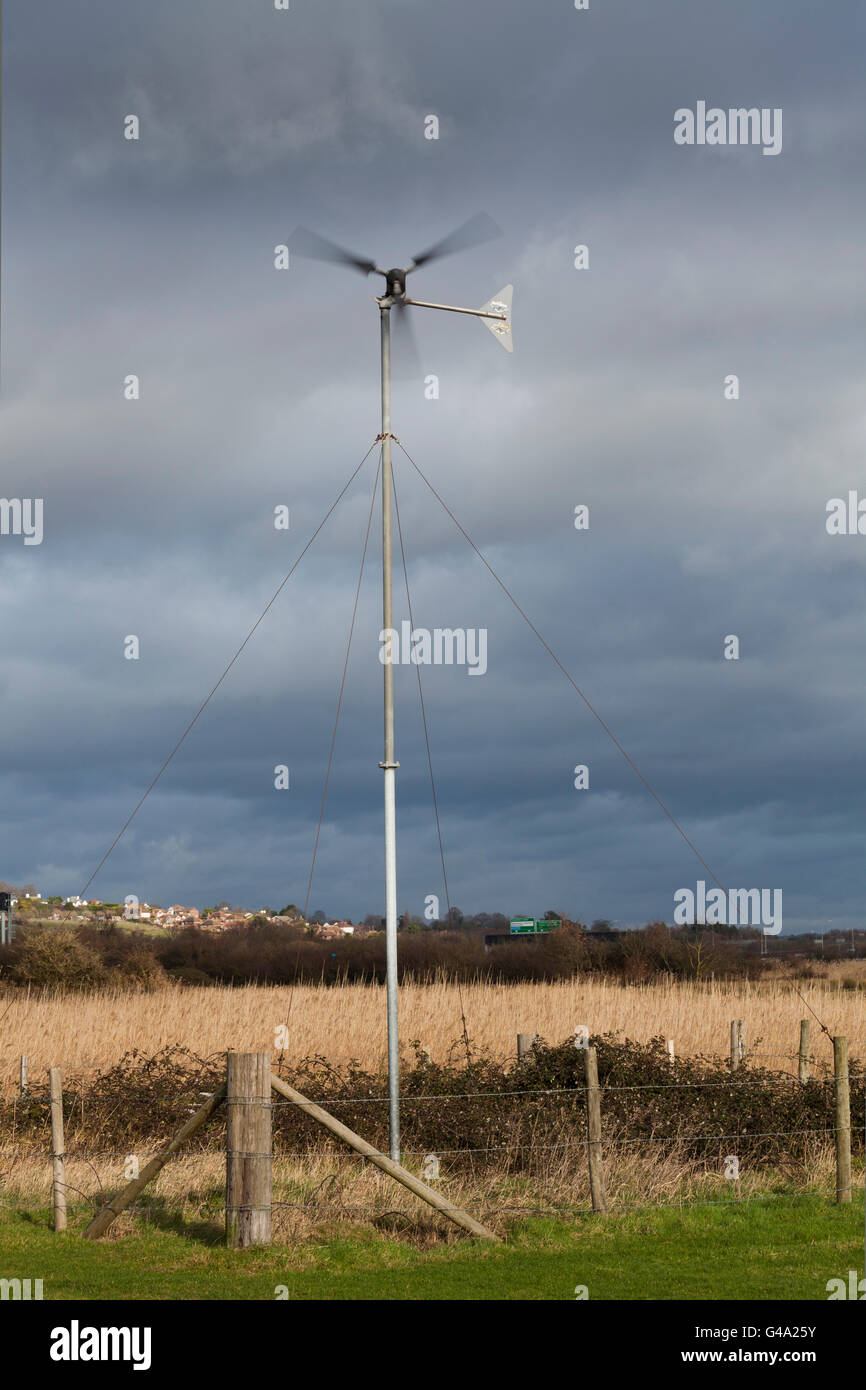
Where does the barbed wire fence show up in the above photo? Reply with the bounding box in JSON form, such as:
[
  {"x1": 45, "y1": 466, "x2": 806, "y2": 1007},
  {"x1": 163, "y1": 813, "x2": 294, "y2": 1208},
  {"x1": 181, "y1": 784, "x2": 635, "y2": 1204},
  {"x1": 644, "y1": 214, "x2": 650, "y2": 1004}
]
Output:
[{"x1": 0, "y1": 1028, "x2": 863, "y2": 1242}]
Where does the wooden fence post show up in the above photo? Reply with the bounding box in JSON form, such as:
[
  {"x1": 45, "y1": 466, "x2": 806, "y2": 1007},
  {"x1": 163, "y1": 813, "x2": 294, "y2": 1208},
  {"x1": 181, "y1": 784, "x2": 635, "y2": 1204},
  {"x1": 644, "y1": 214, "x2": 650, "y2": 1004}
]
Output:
[
  {"x1": 226, "y1": 1052, "x2": 272, "y2": 1248},
  {"x1": 584, "y1": 1046, "x2": 607, "y2": 1214},
  {"x1": 49, "y1": 1066, "x2": 66, "y2": 1232},
  {"x1": 19, "y1": 1055, "x2": 28, "y2": 1096},
  {"x1": 666, "y1": 1039, "x2": 675, "y2": 1065},
  {"x1": 517, "y1": 1033, "x2": 539, "y2": 1061},
  {"x1": 833, "y1": 1036, "x2": 851, "y2": 1204},
  {"x1": 798, "y1": 1019, "x2": 811, "y2": 1083},
  {"x1": 730, "y1": 1020, "x2": 744, "y2": 1072}
]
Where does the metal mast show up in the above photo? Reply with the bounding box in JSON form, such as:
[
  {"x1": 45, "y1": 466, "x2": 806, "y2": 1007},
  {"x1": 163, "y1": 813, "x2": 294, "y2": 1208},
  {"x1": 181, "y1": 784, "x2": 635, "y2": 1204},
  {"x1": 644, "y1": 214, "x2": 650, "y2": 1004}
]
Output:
[
  {"x1": 379, "y1": 296, "x2": 401, "y2": 1161},
  {"x1": 289, "y1": 216, "x2": 512, "y2": 1166}
]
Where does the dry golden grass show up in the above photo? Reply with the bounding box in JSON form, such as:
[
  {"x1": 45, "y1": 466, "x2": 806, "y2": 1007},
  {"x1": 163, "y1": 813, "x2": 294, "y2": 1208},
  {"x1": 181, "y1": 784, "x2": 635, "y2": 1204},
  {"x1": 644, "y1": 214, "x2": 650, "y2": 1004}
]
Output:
[{"x1": 2, "y1": 967, "x2": 865, "y2": 1084}]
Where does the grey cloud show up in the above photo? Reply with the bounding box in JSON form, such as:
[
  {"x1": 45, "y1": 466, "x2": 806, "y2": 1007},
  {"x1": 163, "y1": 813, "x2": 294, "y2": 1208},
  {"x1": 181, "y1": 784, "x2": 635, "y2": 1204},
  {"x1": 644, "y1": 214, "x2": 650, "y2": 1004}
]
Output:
[{"x1": 1, "y1": 0, "x2": 863, "y2": 928}]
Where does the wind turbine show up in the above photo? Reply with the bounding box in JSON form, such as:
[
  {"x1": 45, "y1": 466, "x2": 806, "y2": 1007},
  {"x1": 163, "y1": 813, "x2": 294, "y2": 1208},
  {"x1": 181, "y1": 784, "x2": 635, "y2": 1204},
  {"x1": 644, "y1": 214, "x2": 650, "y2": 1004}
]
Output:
[{"x1": 290, "y1": 213, "x2": 513, "y2": 1159}]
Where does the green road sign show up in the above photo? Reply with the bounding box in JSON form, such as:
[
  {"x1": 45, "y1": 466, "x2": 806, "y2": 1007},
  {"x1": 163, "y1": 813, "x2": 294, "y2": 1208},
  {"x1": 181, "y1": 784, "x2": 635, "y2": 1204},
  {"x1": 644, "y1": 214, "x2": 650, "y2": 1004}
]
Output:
[
  {"x1": 510, "y1": 917, "x2": 561, "y2": 935},
  {"x1": 510, "y1": 917, "x2": 535, "y2": 934}
]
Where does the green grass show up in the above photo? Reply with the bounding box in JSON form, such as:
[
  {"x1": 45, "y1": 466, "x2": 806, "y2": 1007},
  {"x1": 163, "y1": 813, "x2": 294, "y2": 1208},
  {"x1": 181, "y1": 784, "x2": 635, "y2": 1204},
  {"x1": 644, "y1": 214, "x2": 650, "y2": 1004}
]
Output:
[{"x1": 0, "y1": 1195, "x2": 862, "y2": 1300}]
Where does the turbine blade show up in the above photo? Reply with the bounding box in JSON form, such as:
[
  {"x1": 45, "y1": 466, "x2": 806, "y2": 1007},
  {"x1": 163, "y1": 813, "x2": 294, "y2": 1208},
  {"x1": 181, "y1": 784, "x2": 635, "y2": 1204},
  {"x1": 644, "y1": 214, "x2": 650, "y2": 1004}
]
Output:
[
  {"x1": 409, "y1": 212, "x2": 500, "y2": 271},
  {"x1": 289, "y1": 226, "x2": 378, "y2": 277}
]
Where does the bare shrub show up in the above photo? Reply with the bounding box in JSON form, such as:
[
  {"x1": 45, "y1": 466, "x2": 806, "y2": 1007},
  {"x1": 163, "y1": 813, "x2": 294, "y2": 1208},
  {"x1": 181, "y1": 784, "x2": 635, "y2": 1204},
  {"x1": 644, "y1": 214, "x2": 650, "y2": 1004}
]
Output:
[{"x1": 6, "y1": 928, "x2": 106, "y2": 990}]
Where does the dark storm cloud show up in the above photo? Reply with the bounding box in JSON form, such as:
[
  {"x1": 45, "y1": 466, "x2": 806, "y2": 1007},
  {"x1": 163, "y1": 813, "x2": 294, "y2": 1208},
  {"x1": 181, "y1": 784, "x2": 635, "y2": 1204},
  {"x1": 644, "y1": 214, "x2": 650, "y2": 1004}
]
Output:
[{"x1": 1, "y1": 0, "x2": 864, "y2": 930}]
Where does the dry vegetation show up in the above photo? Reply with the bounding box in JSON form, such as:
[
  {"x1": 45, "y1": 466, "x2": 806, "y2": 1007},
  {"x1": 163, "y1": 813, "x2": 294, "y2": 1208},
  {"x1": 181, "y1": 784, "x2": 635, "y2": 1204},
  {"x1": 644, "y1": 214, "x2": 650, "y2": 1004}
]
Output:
[
  {"x1": 2, "y1": 965, "x2": 865, "y2": 1083},
  {"x1": 0, "y1": 1144, "x2": 840, "y2": 1246}
]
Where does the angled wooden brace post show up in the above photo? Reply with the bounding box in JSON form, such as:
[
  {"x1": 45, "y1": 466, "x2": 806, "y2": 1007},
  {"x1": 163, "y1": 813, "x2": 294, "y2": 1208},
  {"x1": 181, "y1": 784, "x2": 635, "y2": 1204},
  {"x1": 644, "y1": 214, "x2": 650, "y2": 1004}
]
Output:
[
  {"x1": 83, "y1": 1084, "x2": 227, "y2": 1239},
  {"x1": 270, "y1": 1074, "x2": 500, "y2": 1242}
]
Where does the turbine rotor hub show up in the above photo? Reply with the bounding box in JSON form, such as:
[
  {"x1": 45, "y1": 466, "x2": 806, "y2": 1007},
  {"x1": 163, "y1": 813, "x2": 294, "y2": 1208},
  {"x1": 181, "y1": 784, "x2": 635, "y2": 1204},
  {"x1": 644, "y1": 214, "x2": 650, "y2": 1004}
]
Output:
[{"x1": 385, "y1": 268, "x2": 407, "y2": 299}]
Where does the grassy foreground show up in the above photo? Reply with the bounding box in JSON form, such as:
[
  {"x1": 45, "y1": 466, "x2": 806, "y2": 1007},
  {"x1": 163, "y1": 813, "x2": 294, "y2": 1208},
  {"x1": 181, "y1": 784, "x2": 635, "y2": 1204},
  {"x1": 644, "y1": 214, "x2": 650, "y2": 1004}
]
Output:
[{"x1": 1, "y1": 1196, "x2": 861, "y2": 1301}]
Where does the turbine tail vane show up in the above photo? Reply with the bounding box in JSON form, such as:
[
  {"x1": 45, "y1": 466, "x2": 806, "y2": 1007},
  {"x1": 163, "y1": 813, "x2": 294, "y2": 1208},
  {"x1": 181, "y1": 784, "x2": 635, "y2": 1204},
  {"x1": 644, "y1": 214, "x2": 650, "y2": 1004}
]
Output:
[{"x1": 479, "y1": 284, "x2": 513, "y2": 352}]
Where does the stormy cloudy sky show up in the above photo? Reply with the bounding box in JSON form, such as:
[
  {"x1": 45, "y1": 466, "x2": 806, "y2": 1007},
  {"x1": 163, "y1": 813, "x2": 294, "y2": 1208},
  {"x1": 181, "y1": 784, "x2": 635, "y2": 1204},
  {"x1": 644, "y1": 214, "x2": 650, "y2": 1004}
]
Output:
[{"x1": 1, "y1": 0, "x2": 864, "y2": 931}]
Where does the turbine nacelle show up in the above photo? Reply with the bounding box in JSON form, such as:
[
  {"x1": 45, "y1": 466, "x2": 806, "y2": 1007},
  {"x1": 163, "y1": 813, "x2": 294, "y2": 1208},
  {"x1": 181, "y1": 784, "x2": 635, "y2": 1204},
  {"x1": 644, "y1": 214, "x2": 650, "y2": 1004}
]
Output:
[{"x1": 382, "y1": 267, "x2": 408, "y2": 300}]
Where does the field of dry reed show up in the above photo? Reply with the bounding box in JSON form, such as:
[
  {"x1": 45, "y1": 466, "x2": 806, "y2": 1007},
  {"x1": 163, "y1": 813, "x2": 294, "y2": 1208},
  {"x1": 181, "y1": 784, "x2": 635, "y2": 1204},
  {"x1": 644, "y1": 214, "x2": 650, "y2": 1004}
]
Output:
[{"x1": 2, "y1": 967, "x2": 865, "y2": 1083}]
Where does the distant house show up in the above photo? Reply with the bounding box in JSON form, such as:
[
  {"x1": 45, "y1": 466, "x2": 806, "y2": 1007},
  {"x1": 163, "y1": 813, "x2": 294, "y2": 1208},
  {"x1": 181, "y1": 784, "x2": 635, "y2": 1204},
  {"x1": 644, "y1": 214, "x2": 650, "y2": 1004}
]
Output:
[
  {"x1": 163, "y1": 904, "x2": 200, "y2": 926},
  {"x1": 315, "y1": 920, "x2": 355, "y2": 940}
]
